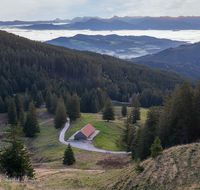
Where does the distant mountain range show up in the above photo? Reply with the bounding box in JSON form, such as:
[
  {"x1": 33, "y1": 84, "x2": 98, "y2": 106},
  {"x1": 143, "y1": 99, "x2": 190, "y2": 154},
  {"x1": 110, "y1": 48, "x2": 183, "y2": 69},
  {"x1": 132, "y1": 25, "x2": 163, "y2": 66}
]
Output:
[
  {"x1": 132, "y1": 42, "x2": 200, "y2": 79},
  {"x1": 2, "y1": 16, "x2": 200, "y2": 30},
  {"x1": 45, "y1": 34, "x2": 188, "y2": 59}
]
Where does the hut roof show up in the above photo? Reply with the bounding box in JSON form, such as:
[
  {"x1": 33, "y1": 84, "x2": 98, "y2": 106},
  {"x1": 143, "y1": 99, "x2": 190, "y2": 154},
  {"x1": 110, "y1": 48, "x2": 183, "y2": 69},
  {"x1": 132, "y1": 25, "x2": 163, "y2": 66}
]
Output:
[{"x1": 81, "y1": 123, "x2": 95, "y2": 138}]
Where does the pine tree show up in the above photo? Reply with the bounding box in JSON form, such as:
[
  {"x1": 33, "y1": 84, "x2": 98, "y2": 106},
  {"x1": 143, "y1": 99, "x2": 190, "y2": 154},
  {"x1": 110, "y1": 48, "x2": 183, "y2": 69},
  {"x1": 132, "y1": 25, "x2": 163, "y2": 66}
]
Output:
[
  {"x1": 0, "y1": 125, "x2": 35, "y2": 181},
  {"x1": 23, "y1": 101, "x2": 40, "y2": 137},
  {"x1": 102, "y1": 98, "x2": 115, "y2": 122},
  {"x1": 67, "y1": 93, "x2": 81, "y2": 121},
  {"x1": 132, "y1": 97, "x2": 141, "y2": 120},
  {"x1": 150, "y1": 137, "x2": 163, "y2": 159},
  {"x1": 19, "y1": 105, "x2": 25, "y2": 127},
  {"x1": 35, "y1": 90, "x2": 44, "y2": 108},
  {"x1": 45, "y1": 90, "x2": 52, "y2": 112},
  {"x1": 63, "y1": 144, "x2": 76, "y2": 165},
  {"x1": 0, "y1": 97, "x2": 5, "y2": 113},
  {"x1": 7, "y1": 98, "x2": 17, "y2": 125},
  {"x1": 54, "y1": 98, "x2": 67, "y2": 129},
  {"x1": 121, "y1": 104, "x2": 127, "y2": 117},
  {"x1": 14, "y1": 93, "x2": 23, "y2": 118},
  {"x1": 135, "y1": 158, "x2": 144, "y2": 173}
]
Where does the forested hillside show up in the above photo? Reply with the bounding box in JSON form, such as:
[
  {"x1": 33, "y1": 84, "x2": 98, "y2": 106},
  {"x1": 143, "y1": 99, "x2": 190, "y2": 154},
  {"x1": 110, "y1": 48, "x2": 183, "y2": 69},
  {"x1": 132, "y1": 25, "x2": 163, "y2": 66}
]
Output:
[
  {"x1": 0, "y1": 30, "x2": 197, "y2": 113},
  {"x1": 132, "y1": 42, "x2": 200, "y2": 79}
]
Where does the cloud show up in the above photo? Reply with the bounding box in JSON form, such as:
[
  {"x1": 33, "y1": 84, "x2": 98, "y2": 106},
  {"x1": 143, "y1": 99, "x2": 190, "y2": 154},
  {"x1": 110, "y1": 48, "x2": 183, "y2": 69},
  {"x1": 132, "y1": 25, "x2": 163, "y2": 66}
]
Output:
[{"x1": 0, "y1": 0, "x2": 200, "y2": 21}]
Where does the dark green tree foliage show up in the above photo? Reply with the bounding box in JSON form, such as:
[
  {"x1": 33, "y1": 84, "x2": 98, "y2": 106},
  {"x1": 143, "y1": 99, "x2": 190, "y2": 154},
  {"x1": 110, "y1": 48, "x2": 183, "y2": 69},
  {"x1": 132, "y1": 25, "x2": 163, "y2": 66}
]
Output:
[
  {"x1": 14, "y1": 93, "x2": 23, "y2": 119},
  {"x1": 7, "y1": 98, "x2": 17, "y2": 125},
  {"x1": 135, "y1": 158, "x2": 144, "y2": 173},
  {"x1": 0, "y1": 97, "x2": 5, "y2": 113},
  {"x1": 193, "y1": 80, "x2": 200, "y2": 138},
  {"x1": 150, "y1": 137, "x2": 163, "y2": 159},
  {"x1": 121, "y1": 104, "x2": 127, "y2": 117},
  {"x1": 80, "y1": 88, "x2": 107, "y2": 113},
  {"x1": 19, "y1": 105, "x2": 25, "y2": 127},
  {"x1": 50, "y1": 93, "x2": 58, "y2": 114},
  {"x1": 0, "y1": 29, "x2": 197, "y2": 114},
  {"x1": 23, "y1": 101, "x2": 40, "y2": 137},
  {"x1": 54, "y1": 98, "x2": 67, "y2": 129},
  {"x1": 45, "y1": 90, "x2": 52, "y2": 112},
  {"x1": 157, "y1": 82, "x2": 200, "y2": 148},
  {"x1": 35, "y1": 90, "x2": 44, "y2": 108},
  {"x1": 102, "y1": 98, "x2": 115, "y2": 122},
  {"x1": 63, "y1": 144, "x2": 76, "y2": 165},
  {"x1": 67, "y1": 93, "x2": 81, "y2": 121},
  {"x1": 120, "y1": 117, "x2": 135, "y2": 152},
  {"x1": 0, "y1": 125, "x2": 35, "y2": 181}
]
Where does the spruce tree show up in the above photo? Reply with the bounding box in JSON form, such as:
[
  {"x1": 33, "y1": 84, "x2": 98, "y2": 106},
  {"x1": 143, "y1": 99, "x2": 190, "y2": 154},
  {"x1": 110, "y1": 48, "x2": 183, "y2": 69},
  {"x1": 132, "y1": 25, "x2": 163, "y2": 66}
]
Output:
[
  {"x1": 102, "y1": 98, "x2": 115, "y2": 122},
  {"x1": 35, "y1": 90, "x2": 44, "y2": 108},
  {"x1": 54, "y1": 98, "x2": 67, "y2": 129},
  {"x1": 67, "y1": 93, "x2": 81, "y2": 121},
  {"x1": 23, "y1": 101, "x2": 40, "y2": 137},
  {"x1": 135, "y1": 158, "x2": 144, "y2": 173},
  {"x1": 63, "y1": 144, "x2": 76, "y2": 165},
  {"x1": 121, "y1": 104, "x2": 127, "y2": 117},
  {"x1": 19, "y1": 105, "x2": 25, "y2": 127},
  {"x1": 0, "y1": 125, "x2": 35, "y2": 181},
  {"x1": 150, "y1": 137, "x2": 163, "y2": 159},
  {"x1": 7, "y1": 98, "x2": 17, "y2": 125}
]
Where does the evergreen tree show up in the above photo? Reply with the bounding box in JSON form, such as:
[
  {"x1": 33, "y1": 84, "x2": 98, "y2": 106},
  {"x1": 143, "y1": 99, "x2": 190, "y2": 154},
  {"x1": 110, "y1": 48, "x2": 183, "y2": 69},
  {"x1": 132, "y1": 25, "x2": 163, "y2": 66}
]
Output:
[
  {"x1": 35, "y1": 90, "x2": 44, "y2": 108},
  {"x1": 0, "y1": 97, "x2": 5, "y2": 113},
  {"x1": 7, "y1": 98, "x2": 17, "y2": 125},
  {"x1": 67, "y1": 93, "x2": 81, "y2": 121},
  {"x1": 121, "y1": 104, "x2": 127, "y2": 117},
  {"x1": 132, "y1": 97, "x2": 141, "y2": 120},
  {"x1": 19, "y1": 105, "x2": 25, "y2": 127},
  {"x1": 45, "y1": 90, "x2": 52, "y2": 112},
  {"x1": 23, "y1": 101, "x2": 40, "y2": 137},
  {"x1": 135, "y1": 158, "x2": 144, "y2": 173},
  {"x1": 63, "y1": 144, "x2": 76, "y2": 165},
  {"x1": 54, "y1": 98, "x2": 67, "y2": 129},
  {"x1": 150, "y1": 137, "x2": 163, "y2": 159},
  {"x1": 0, "y1": 125, "x2": 35, "y2": 181},
  {"x1": 50, "y1": 93, "x2": 58, "y2": 114},
  {"x1": 14, "y1": 93, "x2": 23, "y2": 118},
  {"x1": 102, "y1": 98, "x2": 115, "y2": 122}
]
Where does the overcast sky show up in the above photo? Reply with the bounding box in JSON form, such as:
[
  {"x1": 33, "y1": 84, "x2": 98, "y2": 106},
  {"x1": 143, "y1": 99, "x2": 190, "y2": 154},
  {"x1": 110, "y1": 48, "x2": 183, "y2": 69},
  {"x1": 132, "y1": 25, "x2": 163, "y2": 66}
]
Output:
[{"x1": 1, "y1": 0, "x2": 200, "y2": 21}]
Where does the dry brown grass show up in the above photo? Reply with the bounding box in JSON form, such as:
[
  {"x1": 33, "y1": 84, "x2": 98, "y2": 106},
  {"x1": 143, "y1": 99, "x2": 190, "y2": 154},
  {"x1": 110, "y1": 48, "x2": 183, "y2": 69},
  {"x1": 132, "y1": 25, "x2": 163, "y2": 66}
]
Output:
[{"x1": 98, "y1": 143, "x2": 200, "y2": 190}]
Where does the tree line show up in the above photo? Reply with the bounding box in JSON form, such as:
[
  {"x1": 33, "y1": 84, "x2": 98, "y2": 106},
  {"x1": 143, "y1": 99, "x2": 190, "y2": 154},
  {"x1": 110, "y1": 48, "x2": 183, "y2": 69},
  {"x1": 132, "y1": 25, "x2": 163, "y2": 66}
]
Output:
[{"x1": 118, "y1": 80, "x2": 200, "y2": 161}]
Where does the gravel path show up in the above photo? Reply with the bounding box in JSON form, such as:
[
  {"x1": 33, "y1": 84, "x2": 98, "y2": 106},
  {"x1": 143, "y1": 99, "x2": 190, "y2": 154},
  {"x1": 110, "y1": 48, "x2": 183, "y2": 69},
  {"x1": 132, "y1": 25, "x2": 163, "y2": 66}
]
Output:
[{"x1": 59, "y1": 119, "x2": 131, "y2": 154}]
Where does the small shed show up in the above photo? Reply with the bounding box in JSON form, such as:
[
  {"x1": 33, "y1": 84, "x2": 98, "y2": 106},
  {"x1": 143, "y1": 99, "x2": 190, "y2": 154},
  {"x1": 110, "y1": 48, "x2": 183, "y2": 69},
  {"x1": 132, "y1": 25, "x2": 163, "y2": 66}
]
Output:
[{"x1": 74, "y1": 123, "x2": 95, "y2": 140}]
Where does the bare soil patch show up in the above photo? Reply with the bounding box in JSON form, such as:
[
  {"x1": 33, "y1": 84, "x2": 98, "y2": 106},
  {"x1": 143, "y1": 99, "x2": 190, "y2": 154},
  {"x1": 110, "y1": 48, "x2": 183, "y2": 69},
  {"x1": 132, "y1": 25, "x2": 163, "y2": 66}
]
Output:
[{"x1": 96, "y1": 156, "x2": 129, "y2": 169}]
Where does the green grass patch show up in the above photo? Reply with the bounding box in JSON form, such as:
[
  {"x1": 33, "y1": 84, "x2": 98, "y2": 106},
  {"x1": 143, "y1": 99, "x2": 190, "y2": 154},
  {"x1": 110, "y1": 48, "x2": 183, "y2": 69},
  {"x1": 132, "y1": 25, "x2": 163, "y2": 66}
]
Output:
[
  {"x1": 28, "y1": 121, "x2": 66, "y2": 162},
  {"x1": 65, "y1": 113, "x2": 125, "y2": 151}
]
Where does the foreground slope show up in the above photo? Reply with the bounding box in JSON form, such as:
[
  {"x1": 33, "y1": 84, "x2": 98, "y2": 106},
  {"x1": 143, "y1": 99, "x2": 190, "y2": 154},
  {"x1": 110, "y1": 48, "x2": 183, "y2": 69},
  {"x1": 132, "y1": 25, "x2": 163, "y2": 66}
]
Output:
[{"x1": 97, "y1": 143, "x2": 200, "y2": 190}]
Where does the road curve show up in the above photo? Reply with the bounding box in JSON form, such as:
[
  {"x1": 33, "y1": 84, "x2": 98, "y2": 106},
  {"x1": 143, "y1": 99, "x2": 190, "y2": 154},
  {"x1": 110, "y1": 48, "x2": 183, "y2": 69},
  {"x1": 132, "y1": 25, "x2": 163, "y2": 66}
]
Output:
[{"x1": 59, "y1": 119, "x2": 131, "y2": 154}]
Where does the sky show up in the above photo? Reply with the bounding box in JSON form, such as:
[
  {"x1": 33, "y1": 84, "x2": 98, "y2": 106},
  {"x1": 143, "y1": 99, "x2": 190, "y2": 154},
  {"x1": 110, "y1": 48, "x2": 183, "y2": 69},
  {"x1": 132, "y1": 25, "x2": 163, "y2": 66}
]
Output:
[{"x1": 1, "y1": 0, "x2": 200, "y2": 21}]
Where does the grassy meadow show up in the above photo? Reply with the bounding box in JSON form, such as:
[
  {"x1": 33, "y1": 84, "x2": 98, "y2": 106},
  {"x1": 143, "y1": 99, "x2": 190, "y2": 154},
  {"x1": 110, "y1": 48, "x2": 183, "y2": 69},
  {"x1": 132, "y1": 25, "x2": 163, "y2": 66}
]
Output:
[{"x1": 0, "y1": 106, "x2": 200, "y2": 189}]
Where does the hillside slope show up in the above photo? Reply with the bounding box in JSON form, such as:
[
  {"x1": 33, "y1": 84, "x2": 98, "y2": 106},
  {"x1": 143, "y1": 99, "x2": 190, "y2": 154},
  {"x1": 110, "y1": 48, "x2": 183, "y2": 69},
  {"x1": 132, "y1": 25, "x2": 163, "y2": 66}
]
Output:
[
  {"x1": 97, "y1": 143, "x2": 200, "y2": 190},
  {"x1": 0, "y1": 30, "x2": 197, "y2": 110},
  {"x1": 132, "y1": 42, "x2": 200, "y2": 79},
  {"x1": 45, "y1": 34, "x2": 187, "y2": 59}
]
